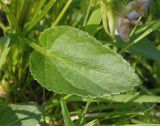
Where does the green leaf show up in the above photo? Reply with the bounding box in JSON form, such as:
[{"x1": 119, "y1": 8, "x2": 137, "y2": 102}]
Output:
[
  {"x1": 116, "y1": 37, "x2": 160, "y2": 61},
  {"x1": 99, "y1": 94, "x2": 160, "y2": 103},
  {"x1": 60, "y1": 100, "x2": 74, "y2": 126},
  {"x1": 29, "y1": 26, "x2": 140, "y2": 97},
  {"x1": 0, "y1": 103, "x2": 42, "y2": 126},
  {"x1": 85, "y1": 8, "x2": 101, "y2": 35},
  {"x1": 67, "y1": 94, "x2": 160, "y2": 103}
]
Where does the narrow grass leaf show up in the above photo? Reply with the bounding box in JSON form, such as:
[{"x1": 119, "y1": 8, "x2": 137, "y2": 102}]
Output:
[
  {"x1": 98, "y1": 94, "x2": 160, "y2": 103},
  {"x1": 85, "y1": 8, "x2": 101, "y2": 35},
  {"x1": 116, "y1": 37, "x2": 160, "y2": 61},
  {"x1": 67, "y1": 94, "x2": 160, "y2": 103},
  {"x1": 84, "y1": 119, "x2": 98, "y2": 126},
  {"x1": 60, "y1": 100, "x2": 74, "y2": 126},
  {"x1": 0, "y1": 37, "x2": 10, "y2": 69}
]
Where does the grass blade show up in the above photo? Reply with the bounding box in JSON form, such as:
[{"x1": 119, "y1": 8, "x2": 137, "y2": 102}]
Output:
[
  {"x1": 60, "y1": 99, "x2": 74, "y2": 126},
  {"x1": 0, "y1": 38, "x2": 10, "y2": 69}
]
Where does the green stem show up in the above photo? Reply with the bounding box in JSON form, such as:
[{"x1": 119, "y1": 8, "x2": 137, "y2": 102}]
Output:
[
  {"x1": 100, "y1": 0, "x2": 109, "y2": 35},
  {"x1": 23, "y1": 38, "x2": 67, "y2": 63},
  {"x1": 63, "y1": 94, "x2": 73, "y2": 100},
  {"x1": 0, "y1": 21, "x2": 7, "y2": 33},
  {"x1": 119, "y1": 20, "x2": 160, "y2": 54},
  {"x1": 135, "y1": 21, "x2": 155, "y2": 34},
  {"x1": 42, "y1": 88, "x2": 45, "y2": 104},
  {"x1": 24, "y1": 0, "x2": 56, "y2": 34},
  {"x1": 31, "y1": 0, "x2": 46, "y2": 25},
  {"x1": 23, "y1": 38, "x2": 47, "y2": 55},
  {"x1": 129, "y1": 17, "x2": 142, "y2": 37},
  {"x1": 83, "y1": 0, "x2": 92, "y2": 27},
  {"x1": 18, "y1": 0, "x2": 32, "y2": 31},
  {"x1": 52, "y1": 0, "x2": 72, "y2": 27},
  {"x1": 2, "y1": 4, "x2": 18, "y2": 31},
  {"x1": 80, "y1": 98, "x2": 92, "y2": 125}
]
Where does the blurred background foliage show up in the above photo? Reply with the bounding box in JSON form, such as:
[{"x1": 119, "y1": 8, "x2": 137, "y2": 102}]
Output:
[{"x1": 0, "y1": 0, "x2": 160, "y2": 125}]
